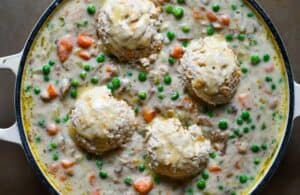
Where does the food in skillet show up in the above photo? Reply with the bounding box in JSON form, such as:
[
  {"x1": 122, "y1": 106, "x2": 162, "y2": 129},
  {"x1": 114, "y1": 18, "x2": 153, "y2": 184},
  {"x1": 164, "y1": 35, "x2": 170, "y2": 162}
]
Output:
[
  {"x1": 21, "y1": 0, "x2": 289, "y2": 194},
  {"x1": 178, "y1": 35, "x2": 241, "y2": 105},
  {"x1": 97, "y1": 0, "x2": 163, "y2": 62},
  {"x1": 70, "y1": 86, "x2": 137, "y2": 154}
]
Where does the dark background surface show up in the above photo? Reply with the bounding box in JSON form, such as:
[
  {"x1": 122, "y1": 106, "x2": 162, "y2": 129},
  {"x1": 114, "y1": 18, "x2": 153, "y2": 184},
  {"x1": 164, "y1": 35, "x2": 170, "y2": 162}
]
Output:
[{"x1": 0, "y1": 0, "x2": 299, "y2": 194}]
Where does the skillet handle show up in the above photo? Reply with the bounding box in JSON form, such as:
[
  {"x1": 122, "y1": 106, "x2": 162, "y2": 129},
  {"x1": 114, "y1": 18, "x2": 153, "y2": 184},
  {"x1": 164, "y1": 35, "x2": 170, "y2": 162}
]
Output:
[
  {"x1": 0, "y1": 53, "x2": 22, "y2": 145},
  {"x1": 295, "y1": 81, "x2": 300, "y2": 119}
]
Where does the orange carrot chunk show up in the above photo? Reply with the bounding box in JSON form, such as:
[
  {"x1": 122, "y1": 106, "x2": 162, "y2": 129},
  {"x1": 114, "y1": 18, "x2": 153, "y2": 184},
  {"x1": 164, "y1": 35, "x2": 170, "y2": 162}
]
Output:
[
  {"x1": 208, "y1": 165, "x2": 222, "y2": 173},
  {"x1": 78, "y1": 51, "x2": 91, "y2": 60},
  {"x1": 206, "y1": 11, "x2": 218, "y2": 22},
  {"x1": 143, "y1": 107, "x2": 156, "y2": 123},
  {"x1": 61, "y1": 159, "x2": 75, "y2": 169},
  {"x1": 133, "y1": 177, "x2": 154, "y2": 195},
  {"x1": 46, "y1": 123, "x2": 59, "y2": 136},
  {"x1": 57, "y1": 35, "x2": 73, "y2": 62},
  {"x1": 219, "y1": 15, "x2": 230, "y2": 26},
  {"x1": 77, "y1": 34, "x2": 94, "y2": 49},
  {"x1": 171, "y1": 46, "x2": 184, "y2": 59},
  {"x1": 47, "y1": 84, "x2": 59, "y2": 99}
]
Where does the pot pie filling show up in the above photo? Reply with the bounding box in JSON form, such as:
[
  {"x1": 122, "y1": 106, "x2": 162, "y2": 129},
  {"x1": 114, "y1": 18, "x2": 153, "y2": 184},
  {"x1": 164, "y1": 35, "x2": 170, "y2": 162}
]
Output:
[{"x1": 21, "y1": 0, "x2": 289, "y2": 194}]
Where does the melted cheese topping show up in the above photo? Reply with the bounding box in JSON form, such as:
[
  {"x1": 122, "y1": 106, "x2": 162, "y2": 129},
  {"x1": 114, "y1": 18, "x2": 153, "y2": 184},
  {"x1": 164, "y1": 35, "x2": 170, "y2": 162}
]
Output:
[
  {"x1": 147, "y1": 117, "x2": 211, "y2": 169},
  {"x1": 71, "y1": 86, "x2": 136, "y2": 140},
  {"x1": 180, "y1": 35, "x2": 239, "y2": 95},
  {"x1": 99, "y1": 0, "x2": 162, "y2": 50}
]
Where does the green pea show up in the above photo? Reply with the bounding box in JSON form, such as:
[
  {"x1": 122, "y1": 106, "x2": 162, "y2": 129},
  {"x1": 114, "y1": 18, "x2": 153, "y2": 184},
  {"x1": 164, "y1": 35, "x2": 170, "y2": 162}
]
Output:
[
  {"x1": 263, "y1": 54, "x2": 270, "y2": 62},
  {"x1": 231, "y1": 4, "x2": 238, "y2": 11},
  {"x1": 167, "y1": 31, "x2": 176, "y2": 41},
  {"x1": 182, "y1": 40, "x2": 189, "y2": 47},
  {"x1": 265, "y1": 76, "x2": 272, "y2": 82},
  {"x1": 218, "y1": 119, "x2": 228, "y2": 130},
  {"x1": 124, "y1": 176, "x2": 133, "y2": 186},
  {"x1": 197, "y1": 179, "x2": 206, "y2": 190},
  {"x1": 241, "y1": 66, "x2": 248, "y2": 74},
  {"x1": 87, "y1": 4, "x2": 96, "y2": 15},
  {"x1": 271, "y1": 83, "x2": 276, "y2": 90},
  {"x1": 254, "y1": 158, "x2": 261, "y2": 165},
  {"x1": 237, "y1": 117, "x2": 243, "y2": 125},
  {"x1": 239, "y1": 175, "x2": 248, "y2": 184},
  {"x1": 251, "y1": 144, "x2": 260, "y2": 153},
  {"x1": 226, "y1": 34, "x2": 233, "y2": 42},
  {"x1": 251, "y1": 55, "x2": 261, "y2": 65},
  {"x1": 138, "y1": 164, "x2": 146, "y2": 172},
  {"x1": 173, "y1": 7, "x2": 184, "y2": 19},
  {"x1": 112, "y1": 77, "x2": 121, "y2": 89},
  {"x1": 96, "y1": 53, "x2": 106, "y2": 63},
  {"x1": 44, "y1": 75, "x2": 50, "y2": 82},
  {"x1": 38, "y1": 119, "x2": 45, "y2": 127},
  {"x1": 70, "y1": 88, "x2": 78, "y2": 99},
  {"x1": 177, "y1": 0, "x2": 185, "y2": 4},
  {"x1": 52, "y1": 153, "x2": 59, "y2": 161},
  {"x1": 207, "y1": 26, "x2": 215, "y2": 36},
  {"x1": 243, "y1": 127, "x2": 249, "y2": 133},
  {"x1": 181, "y1": 26, "x2": 190, "y2": 33},
  {"x1": 138, "y1": 72, "x2": 147, "y2": 82},
  {"x1": 91, "y1": 76, "x2": 99, "y2": 84},
  {"x1": 34, "y1": 87, "x2": 41, "y2": 95},
  {"x1": 138, "y1": 91, "x2": 147, "y2": 100},
  {"x1": 107, "y1": 82, "x2": 114, "y2": 91},
  {"x1": 241, "y1": 111, "x2": 250, "y2": 120},
  {"x1": 157, "y1": 93, "x2": 164, "y2": 100},
  {"x1": 202, "y1": 170, "x2": 209, "y2": 180},
  {"x1": 99, "y1": 170, "x2": 108, "y2": 179},
  {"x1": 171, "y1": 91, "x2": 180, "y2": 101},
  {"x1": 261, "y1": 144, "x2": 268, "y2": 150},
  {"x1": 71, "y1": 79, "x2": 79, "y2": 88},
  {"x1": 168, "y1": 57, "x2": 175, "y2": 65},
  {"x1": 96, "y1": 159, "x2": 103, "y2": 169},
  {"x1": 157, "y1": 85, "x2": 164, "y2": 92},
  {"x1": 35, "y1": 136, "x2": 41, "y2": 143},
  {"x1": 209, "y1": 152, "x2": 217, "y2": 159},
  {"x1": 247, "y1": 12, "x2": 254, "y2": 17},
  {"x1": 164, "y1": 75, "x2": 172, "y2": 85},
  {"x1": 42, "y1": 64, "x2": 51, "y2": 75},
  {"x1": 49, "y1": 60, "x2": 55, "y2": 66},
  {"x1": 212, "y1": 4, "x2": 220, "y2": 12},
  {"x1": 237, "y1": 33, "x2": 245, "y2": 41},
  {"x1": 49, "y1": 142, "x2": 58, "y2": 151},
  {"x1": 83, "y1": 64, "x2": 91, "y2": 71},
  {"x1": 80, "y1": 71, "x2": 87, "y2": 80},
  {"x1": 165, "y1": 4, "x2": 174, "y2": 14},
  {"x1": 63, "y1": 115, "x2": 69, "y2": 123}
]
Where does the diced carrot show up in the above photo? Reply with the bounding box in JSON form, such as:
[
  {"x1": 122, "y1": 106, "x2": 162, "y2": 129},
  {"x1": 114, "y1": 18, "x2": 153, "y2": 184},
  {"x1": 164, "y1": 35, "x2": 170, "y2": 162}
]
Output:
[
  {"x1": 193, "y1": 10, "x2": 202, "y2": 20},
  {"x1": 57, "y1": 35, "x2": 73, "y2": 62},
  {"x1": 78, "y1": 50, "x2": 91, "y2": 60},
  {"x1": 237, "y1": 92, "x2": 251, "y2": 108},
  {"x1": 143, "y1": 107, "x2": 156, "y2": 123},
  {"x1": 46, "y1": 123, "x2": 59, "y2": 136},
  {"x1": 133, "y1": 177, "x2": 154, "y2": 195},
  {"x1": 234, "y1": 161, "x2": 241, "y2": 169},
  {"x1": 206, "y1": 11, "x2": 218, "y2": 22},
  {"x1": 219, "y1": 15, "x2": 230, "y2": 26},
  {"x1": 171, "y1": 46, "x2": 184, "y2": 59},
  {"x1": 88, "y1": 172, "x2": 96, "y2": 186},
  {"x1": 90, "y1": 189, "x2": 101, "y2": 195},
  {"x1": 264, "y1": 64, "x2": 275, "y2": 73},
  {"x1": 77, "y1": 34, "x2": 94, "y2": 49},
  {"x1": 105, "y1": 65, "x2": 116, "y2": 73},
  {"x1": 59, "y1": 174, "x2": 68, "y2": 182},
  {"x1": 48, "y1": 163, "x2": 59, "y2": 174},
  {"x1": 61, "y1": 159, "x2": 75, "y2": 169},
  {"x1": 208, "y1": 165, "x2": 222, "y2": 173},
  {"x1": 47, "y1": 84, "x2": 59, "y2": 99}
]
